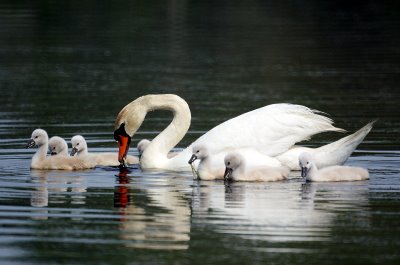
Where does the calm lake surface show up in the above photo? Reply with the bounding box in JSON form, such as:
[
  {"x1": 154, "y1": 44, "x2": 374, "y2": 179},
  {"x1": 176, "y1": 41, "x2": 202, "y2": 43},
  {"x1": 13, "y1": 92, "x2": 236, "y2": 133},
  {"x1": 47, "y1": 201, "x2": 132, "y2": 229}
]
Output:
[{"x1": 1, "y1": 1, "x2": 400, "y2": 264}]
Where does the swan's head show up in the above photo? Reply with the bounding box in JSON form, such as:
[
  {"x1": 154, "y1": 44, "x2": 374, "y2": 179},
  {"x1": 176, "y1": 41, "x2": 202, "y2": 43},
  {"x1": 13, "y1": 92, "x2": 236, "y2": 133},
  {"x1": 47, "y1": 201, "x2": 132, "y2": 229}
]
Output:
[
  {"x1": 223, "y1": 152, "x2": 242, "y2": 181},
  {"x1": 188, "y1": 143, "x2": 209, "y2": 164},
  {"x1": 114, "y1": 96, "x2": 150, "y2": 165},
  {"x1": 48, "y1": 136, "x2": 68, "y2": 156},
  {"x1": 70, "y1": 135, "x2": 87, "y2": 156},
  {"x1": 26, "y1": 129, "x2": 48, "y2": 148},
  {"x1": 137, "y1": 139, "x2": 151, "y2": 157},
  {"x1": 299, "y1": 152, "x2": 314, "y2": 178}
]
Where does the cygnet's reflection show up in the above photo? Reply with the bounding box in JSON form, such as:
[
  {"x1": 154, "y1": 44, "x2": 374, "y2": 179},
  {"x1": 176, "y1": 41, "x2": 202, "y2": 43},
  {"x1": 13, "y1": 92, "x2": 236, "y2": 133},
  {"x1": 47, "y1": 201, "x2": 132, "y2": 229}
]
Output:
[
  {"x1": 30, "y1": 170, "x2": 87, "y2": 211},
  {"x1": 114, "y1": 169, "x2": 191, "y2": 250},
  {"x1": 192, "y1": 178, "x2": 369, "y2": 244}
]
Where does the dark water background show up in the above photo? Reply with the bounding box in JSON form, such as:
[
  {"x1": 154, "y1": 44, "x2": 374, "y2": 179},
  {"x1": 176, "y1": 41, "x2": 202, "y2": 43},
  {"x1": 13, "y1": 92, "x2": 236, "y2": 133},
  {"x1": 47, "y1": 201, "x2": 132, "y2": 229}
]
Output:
[{"x1": 0, "y1": 1, "x2": 399, "y2": 264}]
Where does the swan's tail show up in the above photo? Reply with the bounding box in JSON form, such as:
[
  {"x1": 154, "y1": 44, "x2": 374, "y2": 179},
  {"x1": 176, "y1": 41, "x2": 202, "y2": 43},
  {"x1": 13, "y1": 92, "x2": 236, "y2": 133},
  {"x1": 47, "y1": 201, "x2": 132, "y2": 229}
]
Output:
[{"x1": 315, "y1": 120, "x2": 376, "y2": 168}]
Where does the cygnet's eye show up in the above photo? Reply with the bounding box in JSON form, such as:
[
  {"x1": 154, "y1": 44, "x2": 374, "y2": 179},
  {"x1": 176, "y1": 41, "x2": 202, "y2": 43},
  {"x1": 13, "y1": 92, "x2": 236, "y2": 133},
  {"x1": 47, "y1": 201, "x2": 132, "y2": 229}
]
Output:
[
  {"x1": 77, "y1": 143, "x2": 79, "y2": 146},
  {"x1": 53, "y1": 147, "x2": 56, "y2": 150},
  {"x1": 307, "y1": 162, "x2": 309, "y2": 165},
  {"x1": 196, "y1": 150, "x2": 199, "y2": 153},
  {"x1": 227, "y1": 162, "x2": 231, "y2": 165},
  {"x1": 35, "y1": 136, "x2": 38, "y2": 139}
]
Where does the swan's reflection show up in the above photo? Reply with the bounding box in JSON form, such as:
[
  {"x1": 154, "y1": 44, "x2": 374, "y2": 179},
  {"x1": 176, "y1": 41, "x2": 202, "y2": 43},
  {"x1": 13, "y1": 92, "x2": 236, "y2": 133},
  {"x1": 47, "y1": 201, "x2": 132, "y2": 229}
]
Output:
[
  {"x1": 115, "y1": 169, "x2": 191, "y2": 250},
  {"x1": 192, "y1": 178, "x2": 369, "y2": 244},
  {"x1": 30, "y1": 170, "x2": 87, "y2": 213}
]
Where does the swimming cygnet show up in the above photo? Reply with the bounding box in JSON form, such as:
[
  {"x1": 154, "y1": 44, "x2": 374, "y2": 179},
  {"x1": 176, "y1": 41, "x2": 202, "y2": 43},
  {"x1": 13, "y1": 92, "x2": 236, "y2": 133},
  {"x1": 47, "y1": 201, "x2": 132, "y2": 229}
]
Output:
[
  {"x1": 48, "y1": 136, "x2": 68, "y2": 156},
  {"x1": 223, "y1": 152, "x2": 290, "y2": 182},
  {"x1": 70, "y1": 135, "x2": 139, "y2": 166},
  {"x1": 298, "y1": 152, "x2": 369, "y2": 182},
  {"x1": 26, "y1": 129, "x2": 96, "y2": 170},
  {"x1": 137, "y1": 139, "x2": 180, "y2": 159},
  {"x1": 189, "y1": 143, "x2": 283, "y2": 180}
]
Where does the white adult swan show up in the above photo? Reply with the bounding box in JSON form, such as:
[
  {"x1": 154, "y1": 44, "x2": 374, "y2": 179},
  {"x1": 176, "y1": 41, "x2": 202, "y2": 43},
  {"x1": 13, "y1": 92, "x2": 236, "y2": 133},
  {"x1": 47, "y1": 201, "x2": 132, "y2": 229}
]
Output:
[
  {"x1": 223, "y1": 152, "x2": 290, "y2": 182},
  {"x1": 299, "y1": 152, "x2": 369, "y2": 182},
  {"x1": 70, "y1": 135, "x2": 139, "y2": 166},
  {"x1": 114, "y1": 94, "x2": 343, "y2": 171},
  {"x1": 276, "y1": 121, "x2": 375, "y2": 170},
  {"x1": 26, "y1": 129, "x2": 96, "y2": 170},
  {"x1": 48, "y1": 136, "x2": 68, "y2": 156},
  {"x1": 188, "y1": 143, "x2": 282, "y2": 180}
]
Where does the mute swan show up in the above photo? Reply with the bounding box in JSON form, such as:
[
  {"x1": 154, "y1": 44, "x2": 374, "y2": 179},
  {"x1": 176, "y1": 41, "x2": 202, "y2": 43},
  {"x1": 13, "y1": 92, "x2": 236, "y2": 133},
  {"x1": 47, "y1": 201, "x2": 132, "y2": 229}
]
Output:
[
  {"x1": 188, "y1": 143, "x2": 282, "y2": 180},
  {"x1": 48, "y1": 136, "x2": 68, "y2": 156},
  {"x1": 223, "y1": 152, "x2": 290, "y2": 182},
  {"x1": 299, "y1": 152, "x2": 369, "y2": 182},
  {"x1": 26, "y1": 129, "x2": 96, "y2": 170},
  {"x1": 114, "y1": 94, "x2": 343, "y2": 171},
  {"x1": 276, "y1": 121, "x2": 375, "y2": 170},
  {"x1": 70, "y1": 135, "x2": 139, "y2": 166},
  {"x1": 137, "y1": 139, "x2": 179, "y2": 159}
]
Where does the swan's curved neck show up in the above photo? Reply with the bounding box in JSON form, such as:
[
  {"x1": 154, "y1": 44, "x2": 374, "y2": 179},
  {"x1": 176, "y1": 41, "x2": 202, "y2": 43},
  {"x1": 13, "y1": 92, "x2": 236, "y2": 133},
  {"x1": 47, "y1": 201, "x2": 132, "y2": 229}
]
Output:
[{"x1": 140, "y1": 95, "x2": 191, "y2": 167}]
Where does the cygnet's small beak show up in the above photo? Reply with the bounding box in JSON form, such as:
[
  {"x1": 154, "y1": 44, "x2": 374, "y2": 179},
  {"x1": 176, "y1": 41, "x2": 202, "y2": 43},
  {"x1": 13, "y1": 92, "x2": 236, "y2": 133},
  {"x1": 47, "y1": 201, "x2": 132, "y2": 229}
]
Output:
[
  {"x1": 70, "y1": 147, "x2": 78, "y2": 156},
  {"x1": 188, "y1": 154, "x2": 197, "y2": 164},
  {"x1": 26, "y1": 139, "x2": 36, "y2": 148},
  {"x1": 224, "y1": 167, "x2": 233, "y2": 181},
  {"x1": 301, "y1": 167, "x2": 308, "y2": 178},
  {"x1": 50, "y1": 151, "x2": 57, "y2": 156}
]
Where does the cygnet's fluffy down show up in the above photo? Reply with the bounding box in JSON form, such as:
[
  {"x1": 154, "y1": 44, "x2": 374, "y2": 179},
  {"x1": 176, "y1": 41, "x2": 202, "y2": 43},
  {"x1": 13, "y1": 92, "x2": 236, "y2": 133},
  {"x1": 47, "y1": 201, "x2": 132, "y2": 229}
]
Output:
[
  {"x1": 223, "y1": 152, "x2": 289, "y2": 182},
  {"x1": 298, "y1": 152, "x2": 369, "y2": 182},
  {"x1": 27, "y1": 129, "x2": 96, "y2": 170},
  {"x1": 189, "y1": 143, "x2": 282, "y2": 180},
  {"x1": 48, "y1": 136, "x2": 69, "y2": 156},
  {"x1": 71, "y1": 135, "x2": 138, "y2": 166}
]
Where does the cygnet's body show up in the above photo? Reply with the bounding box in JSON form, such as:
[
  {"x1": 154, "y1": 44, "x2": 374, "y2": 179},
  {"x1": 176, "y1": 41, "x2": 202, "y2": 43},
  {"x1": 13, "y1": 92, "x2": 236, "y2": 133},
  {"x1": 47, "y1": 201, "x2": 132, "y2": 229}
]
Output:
[
  {"x1": 137, "y1": 139, "x2": 179, "y2": 159},
  {"x1": 189, "y1": 144, "x2": 282, "y2": 180},
  {"x1": 71, "y1": 135, "x2": 138, "y2": 166},
  {"x1": 48, "y1": 136, "x2": 69, "y2": 156},
  {"x1": 27, "y1": 129, "x2": 96, "y2": 170},
  {"x1": 223, "y1": 152, "x2": 289, "y2": 182},
  {"x1": 298, "y1": 152, "x2": 369, "y2": 182}
]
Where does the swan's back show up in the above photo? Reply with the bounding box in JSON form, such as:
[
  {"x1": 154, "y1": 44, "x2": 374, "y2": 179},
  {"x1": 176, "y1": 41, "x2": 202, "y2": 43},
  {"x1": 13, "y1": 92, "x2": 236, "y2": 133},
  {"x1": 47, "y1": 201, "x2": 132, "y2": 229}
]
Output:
[
  {"x1": 190, "y1": 103, "x2": 343, "y2": 157},
  {"x1": 234, "y1": 166, "x2": 289, "y2": 182},
  {"x1": 313, "y1": 166, "x2": 369, "y2": 182}
]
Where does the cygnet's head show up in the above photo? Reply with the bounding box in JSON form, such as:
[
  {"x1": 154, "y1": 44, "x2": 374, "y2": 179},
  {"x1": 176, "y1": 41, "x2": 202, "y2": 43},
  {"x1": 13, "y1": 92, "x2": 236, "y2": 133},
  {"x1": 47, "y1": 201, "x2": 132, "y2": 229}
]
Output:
[
  {"x1": 48, "y1": 136, "x2": 68, "y2": 156},
  {"x1": 26, "y1": 129, "x2": 48, "y2": 148},
  {"x1": 188, "y1": 143, "x2": 209, "y2": 164},
  {"x1": 299, "y1": 152, "x2": 314, "y2": 178},
  {"x1": 70, "y1": 135, "x2": 87, "y2": 156},
  {"x1": 137, "y1": 139, "x2": 151, "y2": 156},
  {"x1": 223, "y1": 152, "x2": 243, "y2": 181}
]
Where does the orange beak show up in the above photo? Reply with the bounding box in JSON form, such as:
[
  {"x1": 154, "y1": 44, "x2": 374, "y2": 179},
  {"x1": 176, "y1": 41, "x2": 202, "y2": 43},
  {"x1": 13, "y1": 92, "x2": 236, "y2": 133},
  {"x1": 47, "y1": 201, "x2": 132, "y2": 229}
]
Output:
[{"x1": 117, "y1": 135, "x2": 131, "y2": 162}]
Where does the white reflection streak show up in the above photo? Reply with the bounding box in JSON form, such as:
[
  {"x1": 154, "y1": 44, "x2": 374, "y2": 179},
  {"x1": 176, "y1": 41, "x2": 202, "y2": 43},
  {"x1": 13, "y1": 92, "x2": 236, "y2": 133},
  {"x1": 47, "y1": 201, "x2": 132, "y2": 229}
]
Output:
[
  {"x1": 118, "y1": 175, "x2": 191, "y2": 250},
  {"x1": 192, "y1": 179, "x2": 369, "y2": 244},
  {"x1": 30, "y1": 170, "x2": 87, "y2": 219}
]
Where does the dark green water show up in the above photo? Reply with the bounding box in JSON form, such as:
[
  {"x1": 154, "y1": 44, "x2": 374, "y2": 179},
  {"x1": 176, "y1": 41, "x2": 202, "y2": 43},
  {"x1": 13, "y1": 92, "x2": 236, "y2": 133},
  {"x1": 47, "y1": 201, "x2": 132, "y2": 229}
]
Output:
[{"x1": 0, "y1": 1, "x2": 399, "y2": 264}]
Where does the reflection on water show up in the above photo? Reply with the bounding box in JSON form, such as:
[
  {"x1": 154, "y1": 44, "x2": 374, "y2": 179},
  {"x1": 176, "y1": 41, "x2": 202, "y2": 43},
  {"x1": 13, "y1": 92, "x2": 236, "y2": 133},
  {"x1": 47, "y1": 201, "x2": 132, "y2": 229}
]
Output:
[
  {"x1": 31, "y1": 170, "x2": 87, "y2": 209},
  {"x1": 115, "y1": 168, "x2": 191, "y2": 250}
]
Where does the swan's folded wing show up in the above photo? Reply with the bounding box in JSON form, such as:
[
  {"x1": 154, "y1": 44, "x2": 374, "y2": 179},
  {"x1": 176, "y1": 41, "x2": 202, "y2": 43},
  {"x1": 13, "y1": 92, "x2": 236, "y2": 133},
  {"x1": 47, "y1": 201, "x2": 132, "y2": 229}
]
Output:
[{"x1": 191, "y1": 103, "x2": 344, "y2": 157}]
